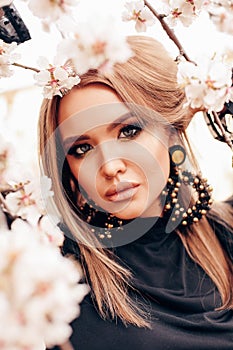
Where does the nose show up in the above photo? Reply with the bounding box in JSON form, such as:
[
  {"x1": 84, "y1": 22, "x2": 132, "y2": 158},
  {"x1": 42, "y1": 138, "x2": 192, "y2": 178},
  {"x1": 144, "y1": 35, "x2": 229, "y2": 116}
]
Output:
[
  {"x1": 99, "y1": 144, "x2": 126, "y2": 179},
  {"x1": 100, "y1": 158, "x2": 127, "y2": 179}
]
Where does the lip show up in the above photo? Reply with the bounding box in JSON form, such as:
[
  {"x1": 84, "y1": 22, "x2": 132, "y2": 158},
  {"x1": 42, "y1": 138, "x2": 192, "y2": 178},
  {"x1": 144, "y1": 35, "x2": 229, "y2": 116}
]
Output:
[{"x1": 105, "y1": 182, "x2": 140, "y2": 202}]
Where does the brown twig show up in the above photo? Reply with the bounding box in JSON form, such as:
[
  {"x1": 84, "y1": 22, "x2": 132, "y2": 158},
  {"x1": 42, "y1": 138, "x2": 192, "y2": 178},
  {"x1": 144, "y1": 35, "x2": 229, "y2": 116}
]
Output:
[
  {"x1": 12, "y1": 62, "x2": 40, "y2": 73},
  {"x1": 144, "y1": 0, "x2": 195, "y2": 64},
  {"x1": 144, "y1": 1, "x2": 233, "y2": 152},
  {"x1": 0, "y1": 183, "x2": 27, "y2": 195},
  {"x1": 211, "y1": 111, "x2": 233, "y2": 150},
  {"x1": 0, "y1": 184, "x2": 12, "y2": 193}
]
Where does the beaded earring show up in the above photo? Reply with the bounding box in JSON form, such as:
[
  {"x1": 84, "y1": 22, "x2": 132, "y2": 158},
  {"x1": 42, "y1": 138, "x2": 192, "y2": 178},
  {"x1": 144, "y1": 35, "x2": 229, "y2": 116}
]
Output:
[
  {"x1": 66, "y1": 173, "x2": 125, "y2": 240},
  {"x1": 162, "y1": 145, "x2": 213, "y2": 227},
  {"x1": 169, "y1": 145, "x2": 186, "y2": 166},
  {"x1": 78, "y1": 201, "x2": 125, "y2": 240}
]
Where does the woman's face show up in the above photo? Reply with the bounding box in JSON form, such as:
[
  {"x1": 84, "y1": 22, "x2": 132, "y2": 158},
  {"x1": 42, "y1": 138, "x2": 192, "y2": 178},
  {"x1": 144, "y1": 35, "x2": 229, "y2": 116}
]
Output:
[{"x1": 58, "y1": 84, "x2": 170, "y2": 220}]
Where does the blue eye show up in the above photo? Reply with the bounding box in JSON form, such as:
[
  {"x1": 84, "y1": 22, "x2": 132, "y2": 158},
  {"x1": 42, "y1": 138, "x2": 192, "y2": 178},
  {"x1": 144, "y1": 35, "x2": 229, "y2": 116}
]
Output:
[
  {"x1": 67, "y1": 143, "x2": 93, "y2": 158},
  {"x1": 119, "y1": 124, "x2": 142, "y2": 139}
]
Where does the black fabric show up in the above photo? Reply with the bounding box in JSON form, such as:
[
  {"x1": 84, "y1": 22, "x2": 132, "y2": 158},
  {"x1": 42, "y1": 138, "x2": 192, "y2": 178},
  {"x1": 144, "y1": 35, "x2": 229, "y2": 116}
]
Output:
[{"x1": 50, "y1": 217, "x2": 233, "y2": 350}]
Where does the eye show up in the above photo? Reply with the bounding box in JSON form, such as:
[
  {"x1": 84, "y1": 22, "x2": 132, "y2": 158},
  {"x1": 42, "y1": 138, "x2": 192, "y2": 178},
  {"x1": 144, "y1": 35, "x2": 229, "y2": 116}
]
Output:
[
  {"x1": 119, "y1": 124, "x2": 142, "y2": 139},
  {"x1": 67, "y1": 143, "x2": 93, "y2": 158}
]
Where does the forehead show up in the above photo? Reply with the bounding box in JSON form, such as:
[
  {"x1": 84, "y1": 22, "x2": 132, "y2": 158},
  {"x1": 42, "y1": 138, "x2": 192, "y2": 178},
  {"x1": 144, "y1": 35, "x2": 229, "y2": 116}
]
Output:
[{"x1": 58, "y1": 84, "x2": 129, "y2": 138}]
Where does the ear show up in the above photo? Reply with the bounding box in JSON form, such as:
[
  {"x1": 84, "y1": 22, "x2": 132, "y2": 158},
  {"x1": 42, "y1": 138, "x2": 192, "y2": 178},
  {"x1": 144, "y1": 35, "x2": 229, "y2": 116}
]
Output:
[{"x1": 168, "y1": 128, "x2": 182, "y2": 148}]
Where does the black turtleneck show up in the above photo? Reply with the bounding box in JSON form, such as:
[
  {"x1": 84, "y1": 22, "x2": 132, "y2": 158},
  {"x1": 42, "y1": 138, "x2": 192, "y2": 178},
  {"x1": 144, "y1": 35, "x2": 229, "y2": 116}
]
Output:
[{"x1": 50, "y1": 217, "x2": 233, "y2": 350}]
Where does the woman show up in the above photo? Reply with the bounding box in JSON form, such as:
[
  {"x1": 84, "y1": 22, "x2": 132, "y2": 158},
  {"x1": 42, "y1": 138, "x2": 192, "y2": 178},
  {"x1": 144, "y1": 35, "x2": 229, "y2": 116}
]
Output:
[{"x1": 39, "y1": 36, "x2": 233, "y2": 349}]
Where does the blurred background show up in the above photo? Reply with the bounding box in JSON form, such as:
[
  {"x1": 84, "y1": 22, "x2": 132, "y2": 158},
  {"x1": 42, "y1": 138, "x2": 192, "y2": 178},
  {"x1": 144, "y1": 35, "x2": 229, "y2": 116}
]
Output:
[{"x1": 0, "y1": 0, "x2": 232, "y2": 201}]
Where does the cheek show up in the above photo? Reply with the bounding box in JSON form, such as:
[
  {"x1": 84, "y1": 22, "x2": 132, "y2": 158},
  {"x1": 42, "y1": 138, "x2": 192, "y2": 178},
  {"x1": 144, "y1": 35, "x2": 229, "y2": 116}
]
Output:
[
  {"x1": 67, "y1": 155, "x2": 100, "y2": 200},
  {"x1": 141, "y1": 141, "x2": 169, "y2": 174},
  {"x1": 66, "y1": 157, "x2": 87, "y2": 191},
  {"x1": 154, "y1": 143, "x2": 170, "y2": 181},
  {"x1": 137, "y1": 137, "x2": 170, "y2": 190}
]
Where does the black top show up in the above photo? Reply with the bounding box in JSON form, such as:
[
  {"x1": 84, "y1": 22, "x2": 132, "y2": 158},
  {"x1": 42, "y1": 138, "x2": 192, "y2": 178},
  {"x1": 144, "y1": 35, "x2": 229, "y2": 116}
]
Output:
[{"x1": 50, "y1": 217, "x2": 233, "y2": 350}]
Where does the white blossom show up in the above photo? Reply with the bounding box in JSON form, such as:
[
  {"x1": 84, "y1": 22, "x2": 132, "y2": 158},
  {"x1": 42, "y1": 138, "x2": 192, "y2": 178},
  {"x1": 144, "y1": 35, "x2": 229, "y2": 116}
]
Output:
[
  {"x1": 0, "y1": 219, "x2": 89, "y2": 349},
  {"x1": 39, "y1": 175, "x2": 54, "y2": 203},
  {"x1": 122, "y1": 0, "x2": 156, "y2": 32},
  {"x1": 4, "y1": 187, "x2": 42, "y2": 225},
  {"x1": 206, "y1": 1, "x2": 233, "y2": 35},
  {"x1": 0, "y1": 40, "x2": 20, "y2": 79},
  {"x1": 27, "y1": 0, "x2": 79, "y2": 22},
  {"x1": 4, "y1": 174, "x2": 54, "y2": 225},
  {"x1": 161, "y1": 0, "x2": 205, "y2": 27},
  {"x1": 3, "y1": 162, "x2": 36, "y2": 187},
  {"x1": 208, "y1": 0, "x2": 233, "y2": 11},
  {"x1": 38, "y1": 214, "x2": 64, "y2": 247},
  {"x1": 0, "y1": 0, "x2": 12, "y2": 6},
  {"x1": 223, "y1": 46, "x2": 233, "y2": 65},
  {"x1": 34, "y1": 57, "x2": 80, "y2": 99},
  {"x1": 177, "y1": 57, "x2": 233, "y2": 112},
  {"x1": 57, "y1": 15, "x2": 133, "y2": 75}
]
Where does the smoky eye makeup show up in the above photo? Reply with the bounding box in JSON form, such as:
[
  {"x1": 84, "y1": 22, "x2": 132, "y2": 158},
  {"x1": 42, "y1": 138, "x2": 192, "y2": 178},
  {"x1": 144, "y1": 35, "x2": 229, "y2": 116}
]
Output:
[
  {"x1": 118, "y1": 121, "x2": 143, "y2": 139},
  {"x1": 67, "y1": 142, "x2": 93, "y2": 158},
  {"x1": 117, "y1": 113, "x2": 150, "y2": 134},
  {"x1": 63, "y1": 114, "x2": 149, "y2": 157},
  {"x1": 62, "y1": 133, "x2": 90, "y2": 155}
]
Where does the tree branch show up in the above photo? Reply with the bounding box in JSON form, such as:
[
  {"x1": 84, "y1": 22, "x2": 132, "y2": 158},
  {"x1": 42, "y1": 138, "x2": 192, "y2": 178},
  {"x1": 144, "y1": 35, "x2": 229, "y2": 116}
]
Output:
[
  {"x1": 0, "y1": 183, "x2": 26, "y2": 194},
  {"x1": 12, "y1": 62, "x2": 40, "y2": 73},
  {"x1": 144, "y1": 0, "x2": 195, "y2": 63},
  {"x1": 211, "y1": 111, "x2": 233, "y2": 150},
  {"x1": 0, "y1": 191, "x2": 12, "y2": 215}
]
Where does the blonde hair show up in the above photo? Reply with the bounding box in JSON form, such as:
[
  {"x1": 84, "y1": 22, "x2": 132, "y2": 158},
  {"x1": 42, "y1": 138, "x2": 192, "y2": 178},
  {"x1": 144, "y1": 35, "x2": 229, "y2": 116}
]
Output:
[{"x1": 39, "y1": 35, "x2": 233, "y2": 327}]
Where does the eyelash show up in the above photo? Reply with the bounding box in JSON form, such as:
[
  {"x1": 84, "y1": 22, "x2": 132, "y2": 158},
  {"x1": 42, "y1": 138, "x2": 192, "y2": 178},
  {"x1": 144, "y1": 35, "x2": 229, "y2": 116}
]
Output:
[
  {"x1": 119, "y1": 123, "x2": 142, "y2": 139},
  {"x1": 67, "y1": 123, "x2": 143, "y2": 158}
]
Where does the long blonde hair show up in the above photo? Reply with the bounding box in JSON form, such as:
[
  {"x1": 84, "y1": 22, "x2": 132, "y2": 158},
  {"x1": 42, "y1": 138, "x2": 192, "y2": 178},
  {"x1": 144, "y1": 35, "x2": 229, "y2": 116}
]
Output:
[{"x1": 39, "y1": 35, "x2": 233, "y2": 327}]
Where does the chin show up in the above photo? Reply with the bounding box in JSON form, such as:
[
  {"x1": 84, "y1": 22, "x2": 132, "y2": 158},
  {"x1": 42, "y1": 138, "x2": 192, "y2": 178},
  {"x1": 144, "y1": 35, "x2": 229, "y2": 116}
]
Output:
[{"x1": 111, "y1": 207, "x2": 144, "y2": 221}]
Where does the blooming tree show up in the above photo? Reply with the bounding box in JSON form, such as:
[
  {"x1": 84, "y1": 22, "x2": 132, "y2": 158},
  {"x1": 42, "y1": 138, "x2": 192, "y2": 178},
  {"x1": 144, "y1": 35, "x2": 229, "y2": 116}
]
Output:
[
  {"x1": 177, "y1": 57, "x2": 233, "y2": 112},
  {"x1": 0, "y1": 219, "x2": 89, "y2": 350},
  {"x1": 0, "y1": 40, "x2": 20, "y2": 78},
  {"x1": 122, "y1": 0, "x2": 156, "y2": 32},
  {"x1": 34, "y1": 57, "x2": 81, "y2": 99},
  {"x1": 0, "y1": 0, "x2": 231, "y2": 146},
  {"x1": 0, "y1": 135, "x2": 89, "y2": 349},
  {"x1": 0, "y1": 0, "x2": 232, "y2": 348}
]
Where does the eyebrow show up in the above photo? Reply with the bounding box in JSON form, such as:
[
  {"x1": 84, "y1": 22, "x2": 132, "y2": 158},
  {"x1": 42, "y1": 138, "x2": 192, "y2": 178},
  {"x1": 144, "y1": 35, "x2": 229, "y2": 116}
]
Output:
[{"x1": 62, "y1": 112, "x2": 135, "y2": 149}]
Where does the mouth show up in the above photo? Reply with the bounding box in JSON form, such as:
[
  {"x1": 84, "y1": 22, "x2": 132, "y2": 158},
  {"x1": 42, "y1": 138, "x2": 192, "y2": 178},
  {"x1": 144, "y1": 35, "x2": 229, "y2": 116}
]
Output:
[{"x1": 105, "y1": 182, "x2": 140, "y2": 202}]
